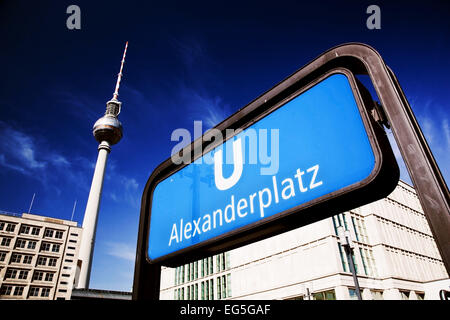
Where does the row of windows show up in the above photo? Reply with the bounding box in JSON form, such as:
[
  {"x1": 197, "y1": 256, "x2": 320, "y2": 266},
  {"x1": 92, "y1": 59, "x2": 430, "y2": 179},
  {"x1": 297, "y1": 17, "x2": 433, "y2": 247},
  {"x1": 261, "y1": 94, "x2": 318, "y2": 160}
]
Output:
[
  {"x1": 381, "y1": 198, "x2": 429, "y2": 234},
  {"x1": 332, "y1": 212, "x2": 369, "y2": 244},
  {"x1": 175, "y1": 252, "x2": 230, "y2": 285},
  {"x1": 0, "y1": 237, "x2": 62, "y2": 253},
  {"x1": 286, "y1": 289, "x2": 337, "y2": 300},
  {"x1": 0, "y1": 284, "x2": 51, "y2": 298},
  {"x1": 347, "y1": 287, "x2": 424, "y2": 300},
  {"x1": 376, "y1": 216, "x2": 439, "y2": 258},
  {"x1": 0, "y1": 251, "x2": 60, "y2": 268},
  {"x1": 286, "y1": 287, "x2": 424, "y2": 300},
  {"x1": 174, "y1": 274, "x2": 232, "y2": 300},
  {"x1": 0, "y1": 222, "x2": 17, "y2": 232},
  {"x1": 388, "y1": 185, "x2": 421, "y2": 212},
  {"x1": 0, "y1": 222, "x2": 65, "y2": 240},
  {"x1": 3, "y1": 268, "x2": 55, "y2": 282},
  {"x1": 337, "y1": 241, "x2": 379, "y2": 278},
  {"x1": 333, "y1": 213, "x2": 379, "y2": 278},
  {"x1": 384, "y1": 245, "x2": 446, "y2": 281}
]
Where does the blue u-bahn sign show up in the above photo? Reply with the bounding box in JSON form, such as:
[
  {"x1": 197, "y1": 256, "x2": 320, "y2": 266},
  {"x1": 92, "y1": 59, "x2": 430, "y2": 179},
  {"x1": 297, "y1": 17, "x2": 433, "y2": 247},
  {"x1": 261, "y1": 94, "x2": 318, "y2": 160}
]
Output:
[{"x1": 144, "y1": 69, "x2": 398, "y2": 264}]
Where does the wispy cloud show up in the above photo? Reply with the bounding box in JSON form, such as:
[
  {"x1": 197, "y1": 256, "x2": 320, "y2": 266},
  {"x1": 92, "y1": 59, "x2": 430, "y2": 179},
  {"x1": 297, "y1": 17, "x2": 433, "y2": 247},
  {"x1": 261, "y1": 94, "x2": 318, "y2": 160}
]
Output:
[
  {"x1": 0, "y1": 121, "x2": 93, "y2": 193},
  {"x1": 169, "y1": 36, "x2": 209, "y2": 69},
  {"x1": 105, "y1": 242, "x2": 136, "y2": 262},
  {"x1": 104, "y1": 160, "x2": 140, "y2": 208},
  {"x1": 52, "y1": 90, "x2": 102, "y2": 124},
  {"x1": 169, "y1": 36, "x2": 231, "y2": 129},
  {"x1": 0, "y1": 122, "x2": 47, "y2": 173},
  {"x1": 395, "y1": 96, "x2": 450, "y2": 185},
  {"x1": 179, "y1": 86, "x2": 232, "y2": 129}
]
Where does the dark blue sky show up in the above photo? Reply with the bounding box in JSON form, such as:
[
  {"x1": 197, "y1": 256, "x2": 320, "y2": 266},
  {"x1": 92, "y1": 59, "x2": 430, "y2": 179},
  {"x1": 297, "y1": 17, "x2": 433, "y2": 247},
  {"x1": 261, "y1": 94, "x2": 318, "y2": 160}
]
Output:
[{"x1": 0, "y1": 1, "x2": 449, "y2": 291}]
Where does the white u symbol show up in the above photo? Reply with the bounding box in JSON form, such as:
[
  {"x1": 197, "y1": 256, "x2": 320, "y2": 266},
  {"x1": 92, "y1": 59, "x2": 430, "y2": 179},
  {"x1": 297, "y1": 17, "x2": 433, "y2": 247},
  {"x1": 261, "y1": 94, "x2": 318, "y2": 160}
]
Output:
[{"x1": 214, "y1": 138, "x2": 243, "y2": 191}]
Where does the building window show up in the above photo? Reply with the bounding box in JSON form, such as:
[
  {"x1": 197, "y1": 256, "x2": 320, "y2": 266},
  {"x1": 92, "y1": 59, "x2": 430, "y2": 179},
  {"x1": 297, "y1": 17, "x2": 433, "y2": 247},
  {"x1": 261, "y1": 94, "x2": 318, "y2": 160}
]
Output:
[
  {"x1": 1, "y1": 237, "x2": 12, "y2": 247},
  {"x1": 15, "y1": 239, "x2": 26, "y2": 249},
  {"x1": 5, "y1": 268, "x2": 18, "y2": 279},
  {"x1": 0, "y1": 251, "x2": 6, "y2": 261},
  {"x1": 41, "y1": 243, "x2": 51, "y2": 252},
  {"x1": 416, "y1": 292, "x2": 425, "y2": 300},
  {"x1": 0, "y1": 221, "x2": 5, "y2": 231},
  {"x1": 31, "y1": 227, "x2": 40, "y2": 236},
  {"x1": 29, "y1": 287, "x2": 40, "y2": 297},
  {"x1": 348, "y1": 288, "x2": 359, "y2": 300},
  {"x1": 13, "y1": 286, "x2": 24, "y2": 296},
  {"x1": 10, "y1": 253, "x2": 22, "y2": 263},
  {"x1": 0, "y1": 285, "x2": 13, "y2": 296},
  {"x1": 209, "y1": 257, "x2": 213, "y2": 275},
  {"x1": 23, "y1": 255, "x2": 33, "y2": 264},
  {"x1": 215, "y1": 273, "x2": 231, "y2": 299},
  {"x1": 48, "y1": 258, "x2": 57, "y2": 267},
  {"x1": 33, "y1": 271, "x2": 44, "y2": 281},
  {"x1": 5, "y1": 223, "x2": 16, "y2": 232},
  {"x1": 371, "y1": 290, "x2": 384, "y2": 300},
  {"x1": 312, "y1": 289, "x2": 336, "y2": 300},
  {"x1": 37, "y1": 256, "x2": 47, "y2": 266},
  {"x1": 55, "y1": 230, "x2": 64, "y2": 239},
  {"x1": 226, "y1": 274, "x2": 232, "y2": 298},
  {"x1": 41, "y1": 287, "x2": 50, "y2": 297},
  {"x1": 285, "y1": 295, "x2": 304, "y2": 300},
  {"x1": 52, "y1": 244, "x2": 60, "y2": 253},
  {"x1": 351, "y1": 215, "x2": 369, "y2": 244},
  {"x1": 27, "y1": 241, "x2": 37, "y2": 250},
  {"x1": 400, "y1": 290, "x2": 410, "y2": 300},
  {"x1": 217, "y1": 276, "x2": 221, "y2": 299},
  {"x1": 337, "y1": 243, "x2": 348, "y2": 272},
  {"x1": 44, "y1": 229, "x2": 54, "y2": 238},
  {"x1": 186, "y1": 263, "x2": 190, "y2": 282},
  {"x1": 18, "y1": 270, "x2": 29, "y2": 280},
  {"x1": 20, "y1": 225, "x2": 30, "y2": 235},
  {"x1": 209, "y1": 279, "x2": 214, "y2": 300},
  {"x1": 44, "y1": 273, "x2": 54, "y2": 282}
]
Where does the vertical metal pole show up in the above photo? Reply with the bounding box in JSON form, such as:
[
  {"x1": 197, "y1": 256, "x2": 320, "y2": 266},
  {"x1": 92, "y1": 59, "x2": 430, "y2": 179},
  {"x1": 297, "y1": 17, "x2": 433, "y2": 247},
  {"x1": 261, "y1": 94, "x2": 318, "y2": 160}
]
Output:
[
  {"x1": 28, "y1": 193, "x2": 35, "y2": 213},
  {"x1": 344, "y1": 245, "x2": 362, "y2": 300},
  {"x1": 326, "y1": 44, "x2": 450, "y2": 274},
  {"x1": 382, "y1": 67, "x2": 450, "y2": 274},
  {"x1": 71, "y1": 199, "x2": 77, "y2": 221}
]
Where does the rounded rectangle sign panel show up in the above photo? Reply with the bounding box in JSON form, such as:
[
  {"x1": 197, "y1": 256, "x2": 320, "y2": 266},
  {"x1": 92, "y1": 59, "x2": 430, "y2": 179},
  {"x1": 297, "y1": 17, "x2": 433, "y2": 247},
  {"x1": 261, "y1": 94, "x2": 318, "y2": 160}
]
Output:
[{"x1": 146, "y1": 69, "x2": 398, "y2": 265}]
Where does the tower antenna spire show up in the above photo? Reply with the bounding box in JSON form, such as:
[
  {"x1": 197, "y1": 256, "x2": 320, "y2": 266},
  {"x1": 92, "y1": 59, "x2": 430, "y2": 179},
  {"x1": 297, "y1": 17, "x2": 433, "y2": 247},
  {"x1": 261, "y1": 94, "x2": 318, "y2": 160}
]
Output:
[{"x1": 112, "y1": 41, "x2": 128, "y2": 100}]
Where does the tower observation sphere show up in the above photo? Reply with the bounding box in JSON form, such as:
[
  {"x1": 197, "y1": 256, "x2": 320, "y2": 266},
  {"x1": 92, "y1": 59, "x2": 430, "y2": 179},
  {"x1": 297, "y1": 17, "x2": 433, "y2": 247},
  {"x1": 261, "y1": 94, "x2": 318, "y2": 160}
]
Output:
[{"x1": 93, "y1": 98, "x2": 123, "y2": 145}]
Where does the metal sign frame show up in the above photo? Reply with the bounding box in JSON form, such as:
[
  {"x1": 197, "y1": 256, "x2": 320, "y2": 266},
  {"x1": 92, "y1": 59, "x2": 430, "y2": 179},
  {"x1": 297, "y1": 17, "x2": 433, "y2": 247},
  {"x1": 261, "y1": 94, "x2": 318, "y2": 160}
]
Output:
[
  {"x1": 144, "y1": 68, "x2": 398, "y2": 266},
  {"x1": 133, "y1": 43, "x2": 450, "y2": 300}
]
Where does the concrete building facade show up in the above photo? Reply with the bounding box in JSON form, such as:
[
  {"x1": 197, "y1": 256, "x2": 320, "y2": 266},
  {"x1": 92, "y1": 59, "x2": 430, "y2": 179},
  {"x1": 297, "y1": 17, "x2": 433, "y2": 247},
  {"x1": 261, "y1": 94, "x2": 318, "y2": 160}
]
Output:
[
  {"x1": 0, "y1": 212, "x2": 82, "y2": 300},
  {"x1": 159, "y1": 181, "x2": 449, "y2": 300}
]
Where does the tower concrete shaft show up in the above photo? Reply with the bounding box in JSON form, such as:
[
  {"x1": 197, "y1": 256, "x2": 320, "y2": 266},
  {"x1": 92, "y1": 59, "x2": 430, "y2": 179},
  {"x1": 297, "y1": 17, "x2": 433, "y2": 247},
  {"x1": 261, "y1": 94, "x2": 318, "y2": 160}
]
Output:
[
  {"x1": 77, "y1": 141, "x2": 110, "y2": 288},
  {"x1": 76, "y1": 42, "x2": 128, "y2": 289}
]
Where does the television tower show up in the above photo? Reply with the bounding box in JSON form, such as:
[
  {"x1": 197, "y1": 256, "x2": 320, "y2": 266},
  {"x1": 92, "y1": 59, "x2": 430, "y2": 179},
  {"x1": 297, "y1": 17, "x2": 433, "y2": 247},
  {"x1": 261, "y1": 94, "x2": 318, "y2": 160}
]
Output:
[{"x1": 77, "y1": 42, "x2": 128, "y2": 289}]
